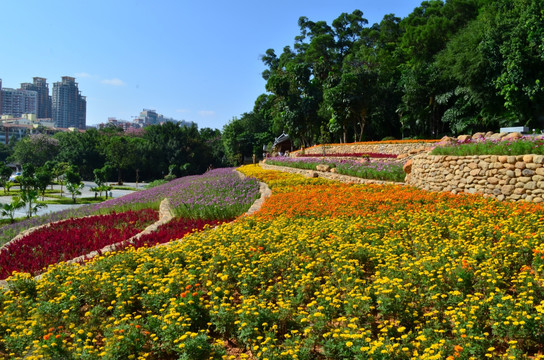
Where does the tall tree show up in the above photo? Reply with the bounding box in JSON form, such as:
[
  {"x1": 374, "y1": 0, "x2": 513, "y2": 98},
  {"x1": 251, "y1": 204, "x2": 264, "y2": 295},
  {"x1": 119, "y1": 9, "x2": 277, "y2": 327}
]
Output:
[{"x1": 11, "y1": 134, "x2": 59, "y2": 168}]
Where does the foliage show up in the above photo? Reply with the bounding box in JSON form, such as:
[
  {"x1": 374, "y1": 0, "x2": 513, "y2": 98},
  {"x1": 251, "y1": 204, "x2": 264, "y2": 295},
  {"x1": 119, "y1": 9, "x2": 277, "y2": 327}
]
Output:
[
  {"x1": 0, "y1": 197, "x2": 25, "y2": 223},
  {"x1": 222, "y1": 111, "x2": 274, "y2": 166},
  {"x1": 10, "y1": 134, "x2": 59, "y2": 168},
  {"x1": 257, "y1": 0, "x2": 544, "y2": 143},
  {"x1": 0, "y1": 164, "x2": 13, "y2": 194},
  {"x1": 144, "y1": 179, "x2": 168, "y2": 189},
  {"x1": 65, "y1": 166, "x2": 84, "y2": 204},
  {"x1": 34, "y1": 167, "x2": 52, "y2": 201}
]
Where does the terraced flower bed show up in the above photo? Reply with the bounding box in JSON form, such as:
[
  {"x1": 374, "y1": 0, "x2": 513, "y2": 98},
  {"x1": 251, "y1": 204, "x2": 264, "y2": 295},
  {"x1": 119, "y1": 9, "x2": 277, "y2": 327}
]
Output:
[
  {"x1": 2, "y1": 165, "x2": 544, "y2": 359},
  {"x1": 0, "y1": 168, "x2": 260, "y2": 246},
  {"x1": 266, "y1": 156, "x2": 406, "y2": 182},
  {"x1": 119, "y1": 217, "x2": 229, "y2": 251},
  {"x1": 0, "y1": 209, "x2": 157, "y2": 279},
  {"x1": 296, "y1": 152, "x2": 398, "y2": 159}
]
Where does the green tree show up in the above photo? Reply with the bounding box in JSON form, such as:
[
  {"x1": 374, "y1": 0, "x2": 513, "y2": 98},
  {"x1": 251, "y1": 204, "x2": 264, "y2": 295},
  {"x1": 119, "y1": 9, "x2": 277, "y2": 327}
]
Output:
[
  {"x1": 0, "y1": 143, "x2": 13, "y2": 163},
  {"x1": 0, "y1": 163, "x2": 13, "y2": 194},
  {"x1": 93, "y1": 166, "x2": 112, "y2": 198},
  {"x1": 11, "y1": 134, "x2": 59, "y2": 168},
  {"x1": 65, "y1": 166, "x2": 84, "y2": 203},
  {"x1": 55, "y1": 129, "x2": 106, "y2": 180},
  {"x1": 35, "y1": 166, "x2": 53, "y2": 201},
  {"x1": 18, "y1": 163, "x2": 46, "y2": 218},
  {"x1": 103, "y1": 136, "x2": 141, "y2": 185},
  {"x1": 1, "y1": 196, "x2": 25, "y2": 223}
]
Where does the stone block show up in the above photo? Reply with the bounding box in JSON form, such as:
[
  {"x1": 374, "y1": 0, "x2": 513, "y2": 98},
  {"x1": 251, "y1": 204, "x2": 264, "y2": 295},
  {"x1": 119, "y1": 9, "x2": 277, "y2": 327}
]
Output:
[
  {"x1": 403, "y1": 160, "x2": 413, "y2": 174},
  {"x1": 523, "y1": 155, "x2": 534, "y2": 163},
  {"x1": 316, "y1": 164, "x2": 331, "y2": 172},
  {"x1": 478, "y1": 161, "x2": 490, "y2": 170},
  {"x1": 501, "y1": 185, "x2": 515, "y2": 195},
  {"x1": 533, "y1": 155, "x2": 544, "y2": 164},
  {"x1": 502, "y1": 132, "x2": 523, "y2": 141},
  {"x1": 522, "y1": 169, "x2": 535, "y2": 177},
  {"x1": 504, "y1": 163, "x2": 515, "y2": 170},
  {"x1": 458, "y1": 134, "x2": 472, "y2": 143},
  {"x1": 488, "y1": 177, "x2": 499, "y2": 185}
]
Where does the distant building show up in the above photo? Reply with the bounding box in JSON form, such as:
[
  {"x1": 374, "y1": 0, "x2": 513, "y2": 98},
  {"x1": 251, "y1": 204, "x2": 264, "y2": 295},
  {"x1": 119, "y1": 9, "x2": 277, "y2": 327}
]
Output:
[
  {"x1": 20, "y1": 77, "x2": 52, "y2": 119},
  {"x1": 102, "y1": 117, "x2": 139, "y2": 131},
  {"x1": 0, "y1": 79, "x2": 2, "y2": 115},
  {"x1": 99, "y1": 109, "x2": 195, "y2": 130},
  {"x1": 139, "y1": 109, "x2": 159, "y2": 125},
  {"x1": 0, "y1": 87, "x2": 38, "y2": 117},
  {"x1": 0, "y1": 114, "x2": 68, "y2": 144},
  {"x1": 52, "y1": 76, "x2": 86, "y2": 129}
]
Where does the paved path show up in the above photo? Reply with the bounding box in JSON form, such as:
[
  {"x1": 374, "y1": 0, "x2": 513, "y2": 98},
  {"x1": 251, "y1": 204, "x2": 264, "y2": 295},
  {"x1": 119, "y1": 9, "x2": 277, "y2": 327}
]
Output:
[{"x1": 0, "y1": 181, "x2": 143, "y2": 218}]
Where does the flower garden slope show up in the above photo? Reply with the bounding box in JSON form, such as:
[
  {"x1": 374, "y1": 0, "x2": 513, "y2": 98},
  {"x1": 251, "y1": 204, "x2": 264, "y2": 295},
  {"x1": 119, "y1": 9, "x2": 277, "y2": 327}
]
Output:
[
  {"x1": 0, "y1": 168, "x2": 260, "y2": 246},
  {"x1": 0, "y1": 209, "x2": 158, "y2": 279},
  {"x1": 266, "y1": 157, "x2": 406, "y2": 182},
  {"x1": 2, "y1": 166, "x2": 544, "y2": 358}
]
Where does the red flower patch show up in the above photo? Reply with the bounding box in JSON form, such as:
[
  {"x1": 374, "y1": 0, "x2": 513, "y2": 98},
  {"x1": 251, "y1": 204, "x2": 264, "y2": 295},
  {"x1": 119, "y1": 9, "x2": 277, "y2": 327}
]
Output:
[{"x1": 0, "y1": 209, "x2": 158, "y2": 279}]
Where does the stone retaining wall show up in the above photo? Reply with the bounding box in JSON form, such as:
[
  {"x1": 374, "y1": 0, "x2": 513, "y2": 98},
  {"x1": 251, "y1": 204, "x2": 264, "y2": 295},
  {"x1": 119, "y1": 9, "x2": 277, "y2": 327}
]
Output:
[
  {"x1": 406, "y1": 154, "x2": 544, "y2": 203},
  {"x1": 294, "y1": 142, "x2": 435, "y2": 156}
]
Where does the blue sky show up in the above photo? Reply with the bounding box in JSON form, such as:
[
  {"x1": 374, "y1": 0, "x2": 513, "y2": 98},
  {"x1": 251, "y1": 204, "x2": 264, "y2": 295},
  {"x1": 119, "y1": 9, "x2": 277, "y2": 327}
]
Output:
[{"x1": 1, "y1": 0, "x2": 423, "y2": 130}]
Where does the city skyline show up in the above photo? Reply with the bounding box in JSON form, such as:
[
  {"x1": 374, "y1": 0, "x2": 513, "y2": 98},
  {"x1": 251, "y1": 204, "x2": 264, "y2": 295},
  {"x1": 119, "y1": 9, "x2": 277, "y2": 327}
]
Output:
[
  {"x1": 1, "y1": 0, "x2": 423, "y2": 130},
  {"x1": 1, "y1": 76, "x2": 86, "y2": 129}
]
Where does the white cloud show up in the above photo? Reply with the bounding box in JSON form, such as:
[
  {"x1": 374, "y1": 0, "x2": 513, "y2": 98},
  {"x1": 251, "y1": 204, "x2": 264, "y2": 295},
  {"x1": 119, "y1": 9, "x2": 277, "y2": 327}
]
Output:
[
  {"x1": 198, "y1": 110, "x2": 215, "y2": 117},
  {"x1": 101, "y1": 78, "x2": 126, "y2": 86},
  {"x1": 75, "y1": 72, "x2": 92, "y2": 78},
  {"x1": 176, "y1": 108, "x2": 191, "y2": 114}
]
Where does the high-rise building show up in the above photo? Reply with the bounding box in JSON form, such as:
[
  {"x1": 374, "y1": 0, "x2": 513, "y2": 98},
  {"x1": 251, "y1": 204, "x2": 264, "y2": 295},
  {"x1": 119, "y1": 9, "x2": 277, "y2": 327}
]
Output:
[
  {"x1": 0, "y1": 87, "x2": 37, "y2": 117},
  {"x1": 0, "y1": 79, "x2": 3, "y2": 115},
  {"x1": 52, "y1": 76, "x2": 86, "y2": 129},
  {"x1": 20, "y1": 77, "x2": 51, "y2": 119}
]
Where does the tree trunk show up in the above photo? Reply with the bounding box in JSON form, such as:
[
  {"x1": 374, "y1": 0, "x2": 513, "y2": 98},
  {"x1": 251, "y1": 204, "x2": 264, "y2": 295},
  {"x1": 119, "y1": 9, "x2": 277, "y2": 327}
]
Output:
[
  {"x1": 117, "y1": 167, "x2": 123, "y2": 185},
  {"x1": 359, "y1": 116, "x2": 365, "y2": 142}
]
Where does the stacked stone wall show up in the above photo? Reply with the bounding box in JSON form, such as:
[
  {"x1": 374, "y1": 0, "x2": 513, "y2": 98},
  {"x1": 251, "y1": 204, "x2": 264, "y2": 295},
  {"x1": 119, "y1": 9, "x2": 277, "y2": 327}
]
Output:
[{"x1": 406, "y1": 154, "x2": 544, "y2": 203}]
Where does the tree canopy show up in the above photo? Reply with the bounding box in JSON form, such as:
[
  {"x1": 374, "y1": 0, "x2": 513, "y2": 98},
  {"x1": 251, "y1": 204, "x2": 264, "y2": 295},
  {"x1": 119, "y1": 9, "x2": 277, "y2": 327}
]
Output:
[{"x1": 258, "y1": 0, "x2": 544, "y2": 144}]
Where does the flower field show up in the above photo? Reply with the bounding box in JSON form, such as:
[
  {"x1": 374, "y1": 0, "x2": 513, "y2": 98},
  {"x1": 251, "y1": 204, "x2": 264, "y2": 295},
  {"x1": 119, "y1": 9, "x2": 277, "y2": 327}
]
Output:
[
  {"x1": 0, "y1": 168, "x2": 260, "y2": 246},
  {"x1": 1, "y1": 165, "x2": 544, "y2": 359},
  {"x1": 0, "y1": 209, "x2": 158, "y2": 279},
  {"x1": 295, "y1": 153, "x2": 398, "y2": 159},
  {"x1": 119, "y1": 217, "x2": 228, "y2": 251},
  {"x1": 265, "y1": 157, "x2": 406, "y2": 183}
]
